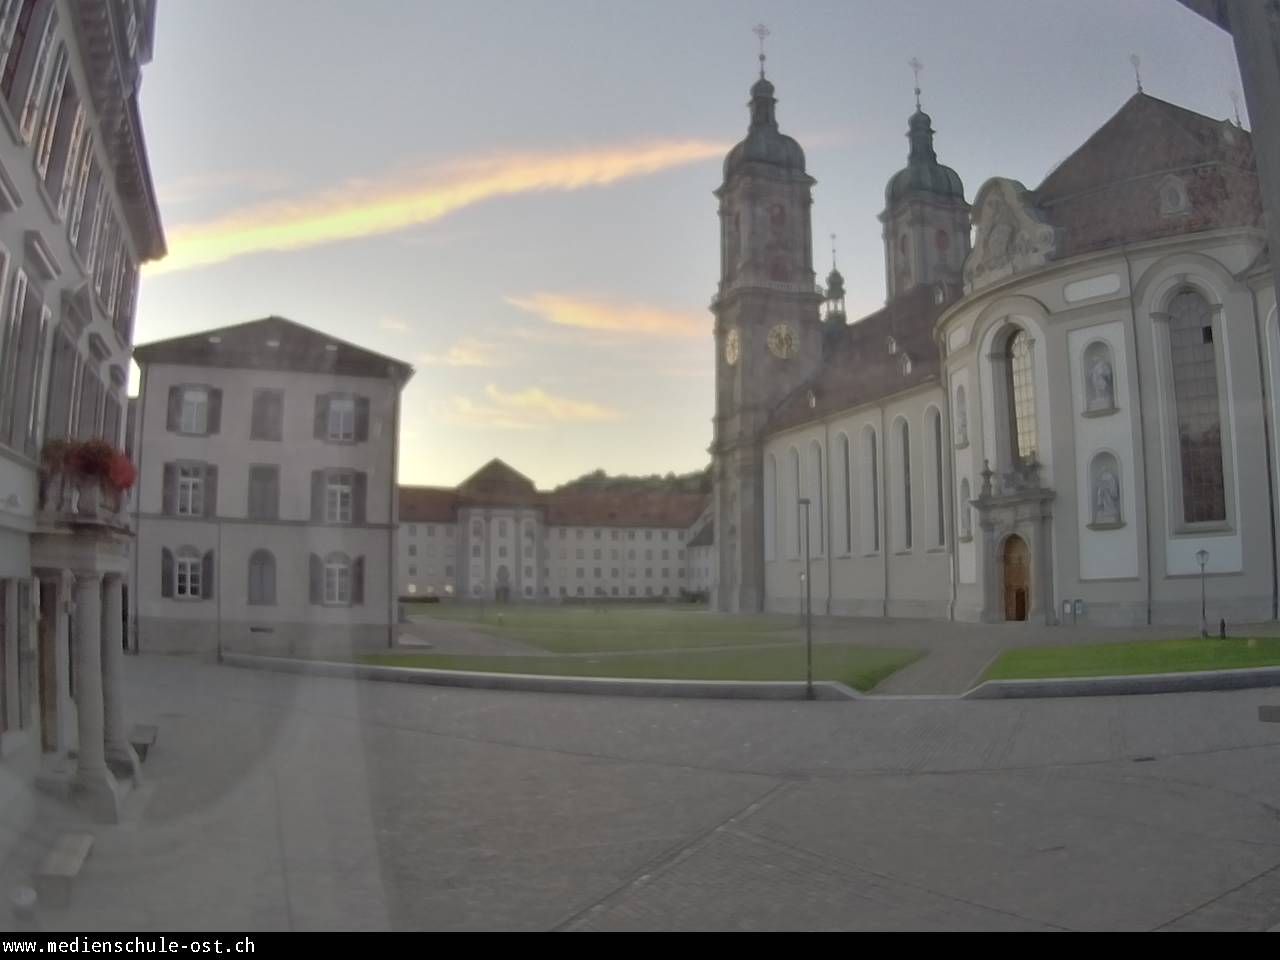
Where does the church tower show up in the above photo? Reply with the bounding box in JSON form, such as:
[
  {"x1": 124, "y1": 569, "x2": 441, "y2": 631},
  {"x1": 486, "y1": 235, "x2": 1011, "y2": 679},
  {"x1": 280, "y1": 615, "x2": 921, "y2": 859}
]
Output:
[
  {"x1": 879, "y1": 67, "x2": 970, "y2": 302},
  {"x1": 711, "y1": 38, "x2": 822, "y2": 613}
]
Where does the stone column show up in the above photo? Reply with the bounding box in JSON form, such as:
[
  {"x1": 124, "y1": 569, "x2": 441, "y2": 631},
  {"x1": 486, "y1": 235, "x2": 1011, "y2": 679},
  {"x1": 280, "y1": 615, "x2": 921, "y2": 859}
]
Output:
[
  {"x1": 101, "y1": 575, "x2": 140, "y2": 782},
  {"x1": 73, "y1": 571, "x2": 120, "y2": 823}
]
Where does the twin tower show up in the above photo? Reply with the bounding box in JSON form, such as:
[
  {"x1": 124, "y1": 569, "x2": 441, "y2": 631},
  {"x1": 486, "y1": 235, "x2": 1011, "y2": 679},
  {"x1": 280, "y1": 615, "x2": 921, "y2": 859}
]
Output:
[{"x1": 711, "y1": 68, "x2": 971, "y2": 612}]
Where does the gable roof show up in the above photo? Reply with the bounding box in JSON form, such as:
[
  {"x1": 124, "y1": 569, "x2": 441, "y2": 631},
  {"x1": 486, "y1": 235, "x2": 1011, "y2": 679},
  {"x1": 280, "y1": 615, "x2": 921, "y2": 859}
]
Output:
[
  {"x1": 769, "y1": 285, "x2": 945, "y2": 434},
  {"x1": 1037, "y1": 93, "x2": 1253, "y2": 201},
  {"x1": 457, "y1": 459, "x2": 538, "y2": 501},
  {"x1": 399, "y1": 486, "x2": 458, "y2": 523},
  {"x1": 132, "y1": 316, "x2": 414, "y2": 382},
  {"x1": 544, "y1": 491, "x2": 708, "y2": 529}
]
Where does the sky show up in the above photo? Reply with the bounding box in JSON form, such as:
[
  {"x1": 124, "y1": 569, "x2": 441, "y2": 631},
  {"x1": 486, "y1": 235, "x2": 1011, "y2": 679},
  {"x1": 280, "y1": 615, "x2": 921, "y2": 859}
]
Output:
[{"x1": 131, "y1": 0, "x2": 1243, "y2": 489}]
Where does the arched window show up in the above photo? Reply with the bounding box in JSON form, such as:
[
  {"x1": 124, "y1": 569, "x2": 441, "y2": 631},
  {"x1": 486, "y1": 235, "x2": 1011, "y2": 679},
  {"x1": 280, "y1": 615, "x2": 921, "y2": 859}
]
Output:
[
  {"x1": 248, "y1": 549, "x2": 276, "y2": 606},
  {"x1": 809, "y1": 440, "x2": 824, "y2": 556},
  {"x1": 839, "y1": 433, "x2": 852, "y2": 554},
  {"x1": 764, "y1": 453, "x2": 777, "y2": 562},
  {"x1": 1006, "y1": 328, "x2": 1038, "y2": 464},
  {"x1": 789, "y1": 447, "x2": 802, "y2": 557},
  {"x1": 959, "y1": 478, "x2": 972, "y2": 540},
  {"x1": 862, "y1": 427, "x2": 880, "y2": 553},
  {"x1": 929, "y1": 408, "x2": 945, "y2": 547},
  {"x1": 897, "y1": 419, "x2": 913, "y2": 550},
  {"x1": 1168, "y1": 289, "x2": 1226, "y2": 523}
]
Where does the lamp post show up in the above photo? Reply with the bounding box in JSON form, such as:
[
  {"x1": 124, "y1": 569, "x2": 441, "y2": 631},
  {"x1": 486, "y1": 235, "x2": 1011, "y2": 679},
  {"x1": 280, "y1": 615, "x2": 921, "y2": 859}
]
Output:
[
  {"x1": 1195, "y1": 548, "x2": 1209, "y2": 639},
  {"x1": 798, "y1": 498, "x2": 813, "y2": 701}
]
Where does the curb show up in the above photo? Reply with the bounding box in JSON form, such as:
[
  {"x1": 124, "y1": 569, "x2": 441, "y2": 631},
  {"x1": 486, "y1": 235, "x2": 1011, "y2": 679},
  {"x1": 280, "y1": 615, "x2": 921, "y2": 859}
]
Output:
[
  {"x1": 964, "y1": 665, "x2": 1280, "y2": 700},
  {"x1": 222, "y1": 653, "x2": 862, "y2": 702}
]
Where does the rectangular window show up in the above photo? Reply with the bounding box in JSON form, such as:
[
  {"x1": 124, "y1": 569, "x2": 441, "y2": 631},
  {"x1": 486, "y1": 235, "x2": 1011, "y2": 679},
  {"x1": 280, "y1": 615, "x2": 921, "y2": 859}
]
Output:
[
  {"x1": 247, "y1": 465, "x2": 279, "y2": 520},
  {"x1": 180, "y1": 387, "x2": 208, "y2": 435},
  {"x1": 471, "y1": 544, "x2": 480, "y2": 558},
  {"x1": 177, "y1": 465, "x2": 203, "y2": 517},
  {"x1": 445, "y1": 565, "x2": 454, "y2": 577},
  {"x1": 408, "y1": 564, "x2": 417, "y2": 576},
  {"x1": 327, "y1": 396, "x2": 355, "y2": 441},
  {"x1": 408, "y1": 545, "x2": 417, "y2": 557},
  {"x1": 251, "y1": 389, "x2": 283, "y2": 441},
  {"x1": 176, "y1": 557, "x2": 201, "y2": 599},
  {"x1": 325, "y1": 473, "x2": 353, "y2": 523}
]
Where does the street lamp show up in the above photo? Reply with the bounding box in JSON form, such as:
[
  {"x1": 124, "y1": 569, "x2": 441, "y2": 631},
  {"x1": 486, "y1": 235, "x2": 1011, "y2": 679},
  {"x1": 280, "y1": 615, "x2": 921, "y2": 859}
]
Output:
[
  {"x1": 1195, "y1": 548, "x2": 1209, "y2": 639},
  {"x1": 798, "y1": 497, "x2": 814, "y2": 701}
]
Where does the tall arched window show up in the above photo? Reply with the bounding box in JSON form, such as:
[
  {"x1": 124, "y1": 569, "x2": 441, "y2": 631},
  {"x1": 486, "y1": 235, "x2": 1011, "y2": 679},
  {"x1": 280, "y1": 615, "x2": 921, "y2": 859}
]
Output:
[
  {"x1": 897, "y1": 419, "x2": 913, "y2": 550},
  {"x1": 929, "y1": 407, "x2": 945, "y2": 547},
  {"x1": 1006, "y1": 329, "x2": 1038, "y2": 464},
  {"x1": 764, "y1": 453, "x2": 777, "y2": 562},
  {"x1": 1168, "y1": 289, "x2": 1226, "y2": 523},
  {"x1": 789, "y1": 447, "x2": 801, "y2": 557},
  {"x1": 863, "y1": 427, "x2": 880, "y2": 552},
  {"x1": 248, "y1": 549, "x2": 276, "y2": 606},
  {"x1": 809, "y1": 440, "x2": 824, "y2": 556},
  {"x1": 839, "y1": 433, "x2": 852, "y2": 554}
]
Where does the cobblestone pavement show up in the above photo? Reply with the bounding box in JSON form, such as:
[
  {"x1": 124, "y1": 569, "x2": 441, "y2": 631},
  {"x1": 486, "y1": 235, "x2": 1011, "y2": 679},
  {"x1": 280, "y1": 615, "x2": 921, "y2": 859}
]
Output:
[{"x1": 20, "y1": 654, "x2": 1280, "y2": 931}]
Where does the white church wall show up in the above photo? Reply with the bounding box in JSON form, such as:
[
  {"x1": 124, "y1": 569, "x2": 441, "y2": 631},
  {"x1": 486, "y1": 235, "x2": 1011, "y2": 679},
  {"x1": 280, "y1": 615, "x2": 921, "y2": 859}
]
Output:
[{"x1": 950, "y1": 367, "x2": 977, "y2": 585}]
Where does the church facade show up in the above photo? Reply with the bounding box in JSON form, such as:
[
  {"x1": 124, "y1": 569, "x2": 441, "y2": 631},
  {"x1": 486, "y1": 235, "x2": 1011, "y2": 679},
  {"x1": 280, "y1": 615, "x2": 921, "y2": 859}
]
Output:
[{"x1": 713, "y1": 70, "x2": 1276, "y2": 627}]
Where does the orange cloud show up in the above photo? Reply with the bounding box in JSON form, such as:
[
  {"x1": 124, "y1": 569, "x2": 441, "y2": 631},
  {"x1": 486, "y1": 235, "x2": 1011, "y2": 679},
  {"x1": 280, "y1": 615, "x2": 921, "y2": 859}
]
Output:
[
  {"x1": 147, "y1": 139, "x2": 727, "y2": 276},
  {"x1": 443, "y1": 384, "x2": 621, "y2": 430},
  {"x1": 505, "y1": 292, "x2": 704, "y2": 338}
]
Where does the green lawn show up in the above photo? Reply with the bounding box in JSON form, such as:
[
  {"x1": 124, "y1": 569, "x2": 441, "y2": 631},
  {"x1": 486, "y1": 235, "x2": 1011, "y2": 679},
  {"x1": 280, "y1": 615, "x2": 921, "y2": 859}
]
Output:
[
  {"x1": 984, "y1": 637, "x2": 1280, "y2": 681},
  {"x1": 364, "y1": 645, "x2": 922, "y2": 692},
  {"x1": 408, "y1": 603, "x2": 807, "y2": 654}
]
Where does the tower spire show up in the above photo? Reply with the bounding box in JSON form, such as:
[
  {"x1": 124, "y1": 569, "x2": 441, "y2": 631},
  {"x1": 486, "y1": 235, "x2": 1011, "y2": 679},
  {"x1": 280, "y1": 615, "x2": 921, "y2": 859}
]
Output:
[
  {"x1": 753, "y1": 23, "x2": 770, "y2": 79},
  {"x1": 909, "y1": 56, "x2": 923, "y2": 111},
  {"x1": 1130, "y1": 53, "x2": 1143, "y2": 94}
]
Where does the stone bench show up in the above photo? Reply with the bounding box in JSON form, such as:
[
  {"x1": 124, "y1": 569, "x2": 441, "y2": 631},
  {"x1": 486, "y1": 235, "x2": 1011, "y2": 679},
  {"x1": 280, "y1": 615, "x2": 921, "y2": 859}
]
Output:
[
  {"x1": 35, "y1": 833, "x2": 94, "y2": 908},
  {"x1": 129, "y1": 724, "x2": 158, "y2": 762}
]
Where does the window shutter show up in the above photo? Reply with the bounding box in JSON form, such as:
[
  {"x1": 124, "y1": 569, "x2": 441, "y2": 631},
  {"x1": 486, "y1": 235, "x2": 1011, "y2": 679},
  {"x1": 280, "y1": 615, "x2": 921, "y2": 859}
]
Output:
[
  {"x1": 201, "y1": 550, "x2": 214, "y2": 600},
  {"x1": 267, "y1": 467, "x2": 279, "y2": 520},
  {"x1": 160, "y1": 548, "x2": 174, "y2": 598},
  {"x1": 352, "y1": 556, "x2": 364, "y2": 606},
  {"x1": 203, "y1": 465, "x2": 218, "y2": 517},
  {"x1": 353, "y1": 471, "x2": 367, "y2": 524},
  {"x1": 355, "y1": 396, "x2": 370, "y2": 441},
  {"x1": 207, "y1": 389, "x2": 222, "y2": 435},
  {"x1": 162, "y1": 463, "x2": 176, "y2": 515},
  {"x1": 314, "y1": 394, "x2": 328, "y2": 439},
  {"x1": 166, "y1": 386, "x2": 181, "y2": 431},
  {"x1": 311, "y1": 469, "x2": 324, "y2": 522},
  {"x1": 309, "y1": 553, "x2": 322, "y2": 604}
]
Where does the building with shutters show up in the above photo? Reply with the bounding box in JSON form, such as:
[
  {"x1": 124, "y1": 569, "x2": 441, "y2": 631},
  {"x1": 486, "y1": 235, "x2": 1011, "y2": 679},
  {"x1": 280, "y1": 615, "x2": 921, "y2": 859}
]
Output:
[
  {"x1": 131, "y1": 316, "x2": 413, "y2": 657},
  {"x1": 0, "y1": 0, "x2": 164, "y2": 825}
]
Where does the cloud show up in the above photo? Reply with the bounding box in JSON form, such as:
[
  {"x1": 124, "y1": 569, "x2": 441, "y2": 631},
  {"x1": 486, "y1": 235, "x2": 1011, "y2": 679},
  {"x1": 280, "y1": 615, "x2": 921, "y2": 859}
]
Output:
[
  {"x1": 419, "y1": 338, "x2": 506, "y2": 368},
  {"x1": 147, "y1": 139, "x2": 727, "y2": 276},
  {"x1": 505, "y1": 292, "x2": 704, "y2": 339},
  {"x1": 443, "y1": 384, "x2": 621, "y2": 430},
  {"x1": 379, "y1": 316, "x2": 412, "y2": 334}
]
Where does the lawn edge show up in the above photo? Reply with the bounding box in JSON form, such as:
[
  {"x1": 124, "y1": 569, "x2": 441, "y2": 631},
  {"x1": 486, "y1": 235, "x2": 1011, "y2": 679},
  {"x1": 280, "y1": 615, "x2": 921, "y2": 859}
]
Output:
[{"x1": 966, "y1": 664, "x2": 1280, "y2": 700}]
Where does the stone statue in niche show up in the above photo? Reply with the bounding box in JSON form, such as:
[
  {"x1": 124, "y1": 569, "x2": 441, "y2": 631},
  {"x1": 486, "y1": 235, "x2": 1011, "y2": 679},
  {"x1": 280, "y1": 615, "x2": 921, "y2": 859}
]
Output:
[
  {"x1": 1087, "y1": 354, "x2": 1115, "y2": 411},
  {"x1": 1093, "y1": 464, "x2": 1121, "y2": 524}
]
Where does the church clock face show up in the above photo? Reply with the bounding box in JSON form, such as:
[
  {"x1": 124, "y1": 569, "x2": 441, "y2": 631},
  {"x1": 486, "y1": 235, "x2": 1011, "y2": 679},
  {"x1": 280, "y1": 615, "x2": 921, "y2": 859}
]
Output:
[
  {"x1": 724, "y1": 328, "x2": 740, "y2": 366},
  {"x1": 767, "y1": 323, "x2": 797, "y2": 360}
]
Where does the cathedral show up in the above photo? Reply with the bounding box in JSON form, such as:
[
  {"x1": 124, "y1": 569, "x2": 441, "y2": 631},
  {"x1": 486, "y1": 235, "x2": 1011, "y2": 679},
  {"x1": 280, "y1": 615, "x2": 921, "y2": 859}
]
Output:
[{"x1": 711, "y1": 63, "x2": 1276, "y2": 626}]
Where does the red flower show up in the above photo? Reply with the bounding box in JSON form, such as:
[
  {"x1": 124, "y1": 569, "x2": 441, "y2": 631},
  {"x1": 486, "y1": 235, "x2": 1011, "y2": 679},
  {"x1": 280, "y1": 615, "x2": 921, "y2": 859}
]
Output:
[{"x1": 108, "y1": 452, "x2": 137, "y2": 492}]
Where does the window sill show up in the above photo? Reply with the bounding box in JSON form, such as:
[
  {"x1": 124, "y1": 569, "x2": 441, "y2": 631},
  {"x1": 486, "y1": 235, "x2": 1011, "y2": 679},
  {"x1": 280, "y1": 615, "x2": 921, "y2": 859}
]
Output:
[
  {"x1": 958, "y1": 534, "x2": 973, "y2": 543},
  {"x1": 1081, "y1": 405, "x2": 1120, "y2": 419},
  {"x1": 894, "y1": 550, "x2": 913, "y2": 556},
  {"x1": 927, "y1": 546, "x2": 948, "y2": 554},
  {"x1": 1086, "y1": 520, "x2": 1125, "y2": 531},
  {"x1": 954, "y1": 439, "x2": 970, "y2": 451},
  {"x1": 1171, "y1": 522, "x2": 1234, "y2": 536}
]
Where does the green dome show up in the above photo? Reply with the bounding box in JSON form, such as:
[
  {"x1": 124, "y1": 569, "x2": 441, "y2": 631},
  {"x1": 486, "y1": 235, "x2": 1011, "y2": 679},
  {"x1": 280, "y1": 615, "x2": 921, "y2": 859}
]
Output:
[
  {"x1": 885, "y1": 109, "x2": 965, "y2": 205},
  {"x1": 723, "y1": 76, "x2": 807, "y2": 180}
]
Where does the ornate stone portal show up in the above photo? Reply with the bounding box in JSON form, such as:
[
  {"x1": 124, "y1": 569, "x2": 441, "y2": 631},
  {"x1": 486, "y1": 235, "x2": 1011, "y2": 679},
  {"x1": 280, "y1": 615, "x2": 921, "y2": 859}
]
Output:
[{"x1": 974, "y1": 459, "x2": 1057, "y2": 623}]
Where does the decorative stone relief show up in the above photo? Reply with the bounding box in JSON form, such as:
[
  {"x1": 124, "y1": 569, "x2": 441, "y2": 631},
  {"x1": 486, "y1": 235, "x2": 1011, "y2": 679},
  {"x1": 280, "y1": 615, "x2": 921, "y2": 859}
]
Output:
[
  {"x1": 1082, "y1": 341, "x2": 1117, "y2": 415},
  {"x1": 963, "y1": 178, "x2": 1060, "y2": 293},
  {"x1": 1157, "y1": 173, "x2": 1191, "y2": 217},
  {"x1": 1089, "y1": 453, "x2": 1123, "y2": 528}
]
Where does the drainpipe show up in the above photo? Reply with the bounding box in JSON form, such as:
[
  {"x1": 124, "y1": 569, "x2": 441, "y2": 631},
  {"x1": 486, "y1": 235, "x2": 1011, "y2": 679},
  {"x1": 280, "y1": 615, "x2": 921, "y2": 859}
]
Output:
[
  {"x1": 130, "y1": 365, "x2": 147, "y2": 654},
  {"x1": 1123, "y1": 249, "x2": 1155, "y2": 625},
  {"x1": 1247, "y1": 281, "x2": 1279, "y2": 621},
  {"x1": 942, "y1": 367, "x2": 958, "y2": 621},
  {"x1": 880, "y1": 405, "x2": 889, "y2": 617}
]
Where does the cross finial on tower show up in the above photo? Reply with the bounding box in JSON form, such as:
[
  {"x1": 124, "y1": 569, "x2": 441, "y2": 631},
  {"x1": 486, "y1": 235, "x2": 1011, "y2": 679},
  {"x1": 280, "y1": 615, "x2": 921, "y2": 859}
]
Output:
[
  {"x1": 831, "y1": 233, "x2": 838, "y2": 270},
  {"x1": 1130, "y1": 53, "x2": 1143, "y2": 94},
  {"x1": 753, "y1": 23, "x2": 770, "y2": 78},
  {"x1": 909, "y1": 57, "x2": 923, "y2": 110},
  {"x1": 1229, "y1": 89, "x2": 1243, "y2": 126}
]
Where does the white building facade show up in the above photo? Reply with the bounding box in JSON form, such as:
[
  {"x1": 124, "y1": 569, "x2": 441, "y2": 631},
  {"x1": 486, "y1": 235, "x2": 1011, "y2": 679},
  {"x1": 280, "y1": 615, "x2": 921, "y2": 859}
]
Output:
[
  {"x1": 132, "y1": 317, "x2": 412, "y2": 656},
  {"x1": 0, "y1": 0, "x2": 164, "y2": 827}
]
